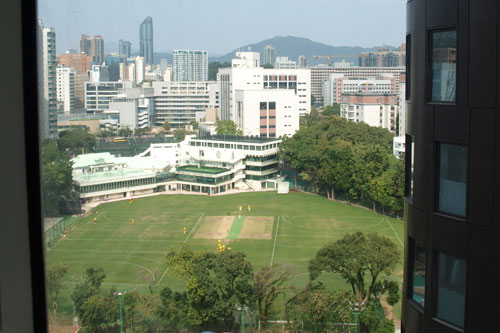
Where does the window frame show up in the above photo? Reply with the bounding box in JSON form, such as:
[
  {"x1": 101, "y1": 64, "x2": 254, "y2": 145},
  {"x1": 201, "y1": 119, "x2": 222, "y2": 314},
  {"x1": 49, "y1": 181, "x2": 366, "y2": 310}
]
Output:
[
  {"x1": 405, "y1": 134, "x2": 415, "y2": 201},
  {"x1": 426, "y1": 27, "x2": 458, "y2": 105},
  {"x1": 407, "y1": 237, "x2": 426, "y2": 312}
]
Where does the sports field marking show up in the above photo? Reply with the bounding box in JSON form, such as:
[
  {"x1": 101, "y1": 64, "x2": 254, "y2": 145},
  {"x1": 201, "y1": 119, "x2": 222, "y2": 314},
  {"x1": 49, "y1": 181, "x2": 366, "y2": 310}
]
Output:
[
  {"x1": 58, "y1": 260, "x2": 155, "y2": 277},
  {"x1": 384, "y1": 216, "x2": 404, "y2": 247},
  {"x1": 52, "y1": 248, "x2": 165, "y2": 254},
  {"x1": 270, "y1": 216, "x2": 280, "y2": 266},
  {"x1": 194, "y1": 216, "x2": 233, "y2": 239},
  {"x1": 63, "y1": 238, "x2": 185, "y2": 242},
  {"x1": 155, "y1": 212, "x2": 204, "y2": 287},
  {"x1": 62, "y1": 281, "x2": 150, "y2": 287}
]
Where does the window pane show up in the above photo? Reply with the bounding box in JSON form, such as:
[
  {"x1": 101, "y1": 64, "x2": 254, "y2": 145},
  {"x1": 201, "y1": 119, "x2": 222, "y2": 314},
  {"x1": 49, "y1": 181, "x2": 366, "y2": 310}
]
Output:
[
  {"x1": 406, "y1": 34, "x2": 411, "y2": 100},
  {"x1": 436, "y1": 252, "x2": 466, "y2": 329},
  {"x1": 430, "y1": 30, "x2": 456, "y2": 102},
  {"x1": 410, "y1": 239, "x2": 426, "y2": 307},
  {"x1": 405, "y1": 135, "x2": 414, "y2": 198},
  {"x1": 438, "y1": 143, "x2": 467, "y2": 216}
]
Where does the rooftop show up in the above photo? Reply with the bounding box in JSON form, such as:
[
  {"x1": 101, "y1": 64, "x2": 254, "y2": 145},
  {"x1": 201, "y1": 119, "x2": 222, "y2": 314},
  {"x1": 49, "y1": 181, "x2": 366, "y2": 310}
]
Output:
[
  {"x1": 194, "y1": 135, "x2": 281, "y2": 144},
  {"x1": 176, "y1": 165, "x2": 228, "y2": 175}
]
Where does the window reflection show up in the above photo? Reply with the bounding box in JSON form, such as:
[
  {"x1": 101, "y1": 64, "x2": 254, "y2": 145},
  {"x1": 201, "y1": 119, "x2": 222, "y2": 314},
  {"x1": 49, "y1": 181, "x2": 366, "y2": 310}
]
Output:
[
  {"x1": 430, "y1": 30, "x2": 456, "y2": 102},
  {"x1": 438, "y1": 143, "x2": 467, "y2": 216},
  {"x1": 410, "y1": 238, "x2": 426, "y2": 307}
]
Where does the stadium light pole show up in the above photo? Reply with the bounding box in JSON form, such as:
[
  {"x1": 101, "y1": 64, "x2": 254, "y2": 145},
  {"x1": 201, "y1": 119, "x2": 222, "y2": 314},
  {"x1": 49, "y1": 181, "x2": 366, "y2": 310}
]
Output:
[{"x1": 118, "y1": 292, "x2": 124, "y2": 333}]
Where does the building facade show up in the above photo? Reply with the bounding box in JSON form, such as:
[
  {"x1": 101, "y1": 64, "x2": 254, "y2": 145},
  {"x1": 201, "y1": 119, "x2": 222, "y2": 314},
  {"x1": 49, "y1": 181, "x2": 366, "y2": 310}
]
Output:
[
  {"x1": 91, "y1": 35, "x2": 104, "y2": 64},
  {"x1": 358, "y1": 44, "x2": 406, "y2": 67},
  {"x1": 263, "y1": 45, "x2": 275, "y2": 66},
  {"x1": 172, "y1": 50, "x2": 208, "y2": 81},
  {"x1": 310, "y1": 63, "x2": 404, "y2": 106},
  {"x1": 139, "y1": 17, "x2": 154, "y2": 65},
  {"x1": 402, "y1": 1, "x2": 500, "y2": 332},
  {"x1": 298, "y1": 55, "x2": 307, "y2": 68},
  {"x1": 119, "y1": 39, "x2": 132, "y2": 60},
  {"x1": 339, "y1": 94, "x2": 398, "y2": 133},
  {"x1": 37, "y1": 20, "x2": 58, "y2": 138},
  {"x1": 56, "y1": 66, "x2": 75, "y2": 112},
  {"x1": 58, "y1": 53, "x2": 93, "y2": 75},
  {"x1": 152, "y1": 81, "x2": 219, "y2": 127},
  {"x1": 85, "y1": 82, "x2": 130, "y2": 114},
  {"x1": 275, "y1": 57, "x2": 297, "y2": 69}
]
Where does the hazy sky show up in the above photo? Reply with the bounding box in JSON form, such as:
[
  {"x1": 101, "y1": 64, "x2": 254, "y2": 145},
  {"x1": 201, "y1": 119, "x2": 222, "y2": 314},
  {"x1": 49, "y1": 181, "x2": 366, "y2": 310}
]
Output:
[{"x1": 38, "y1": 0, "x2": 406, "y2": 55}]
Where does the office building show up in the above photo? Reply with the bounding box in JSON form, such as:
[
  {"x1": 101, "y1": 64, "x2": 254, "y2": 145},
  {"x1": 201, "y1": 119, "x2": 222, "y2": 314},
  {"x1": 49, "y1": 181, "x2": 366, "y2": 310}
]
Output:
[
  {"x1": 152, "y1": 81, "x2": 219, "y2": 127},
  {"x1": 339, "y1": 93, "x2": 398, "y2": 133},
  {"x1": 89, "y1": 64, "x2": 110, "y2": 82},
  {"x1": 298, "y1": 55, "x2": 307, "y2": 68},
  {"x1": 172, "y1": 50, "x2": 208, "y2": 81},
  {"x1": 310, "y1": 63, "x2": 404, "y2": 106},
  {"x1": 139, "y1": 16, "x2": 154, "y2": 65},
  {"x1": 91, "y1": 35, "x2": 104, "y2": 64},
  {"x1": 85, "y1": 81, "x2": 132, "y2": 114},
  {"x1": 263, "y1": 45, "x2": 275, "y2": 66},
  {"x1": 218, "y1": 52, "x2": 311, "y2": 121},
  {"x1": 80, "y1": 34, "x2": 91, "y2": 55},
  {"x1": 37, "y1": 20, "x2": 57, "y2": 138},
  {"x1": 358, "y1": 44, "x2": 406, "y2": 67},
  {"x1": 275, "y1": 57, "x2": 297, "y2": 69},
  {"x1": 56, "y1": 66, "x2": 75, "y2": 112},
  {"x1": 104, "y1": 54, "x2": 120, "y2": 81},
  {"x1": 118, "y1": 39, "x2": 131, "y2": 60},
  {"x1": 402, "y1": 1, "x2": 500, "y2": 332}
]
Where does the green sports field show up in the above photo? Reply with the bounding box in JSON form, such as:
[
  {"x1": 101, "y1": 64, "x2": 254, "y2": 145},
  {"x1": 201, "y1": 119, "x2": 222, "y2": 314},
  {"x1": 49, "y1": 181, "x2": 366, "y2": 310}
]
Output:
[{"x1": 46, "y1": 191, "x2": 404, "y2": 315}]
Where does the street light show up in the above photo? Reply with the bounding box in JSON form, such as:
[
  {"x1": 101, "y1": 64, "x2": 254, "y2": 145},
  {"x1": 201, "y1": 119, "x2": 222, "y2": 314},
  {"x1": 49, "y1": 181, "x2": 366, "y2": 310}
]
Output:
[{"x1": 118, "y1": 292, "x2": 124, "y2": 333}]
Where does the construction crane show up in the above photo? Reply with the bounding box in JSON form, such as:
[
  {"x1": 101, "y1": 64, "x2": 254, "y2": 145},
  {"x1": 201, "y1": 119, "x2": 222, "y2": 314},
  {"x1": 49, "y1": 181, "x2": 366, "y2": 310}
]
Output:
[{"x1": 313, "y1": 54, "x2": 360, "y2": 66}]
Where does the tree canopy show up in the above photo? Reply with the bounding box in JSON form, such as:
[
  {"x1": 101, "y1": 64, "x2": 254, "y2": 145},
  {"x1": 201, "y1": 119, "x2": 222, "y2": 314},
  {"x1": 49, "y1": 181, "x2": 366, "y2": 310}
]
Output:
[
  {"x1": 208, "y1": 61, "x2": 231, "y2": 80},
  {"x1": 57, "y1": 128, "x2": 96, "y2": 156},
  {"x1": 215, "y1": 120, "x2": 242, "y2": 136},
  {"x1": 322, "y1": 103, "x2": 341, "y2": 116}
]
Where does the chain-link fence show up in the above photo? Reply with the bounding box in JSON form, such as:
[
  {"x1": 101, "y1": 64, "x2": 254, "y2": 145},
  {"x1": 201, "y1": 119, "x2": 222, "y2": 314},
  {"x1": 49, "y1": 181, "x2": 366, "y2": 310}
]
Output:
[{"x1": 45, "y1": 216, "x2": 79, "y2": 247}]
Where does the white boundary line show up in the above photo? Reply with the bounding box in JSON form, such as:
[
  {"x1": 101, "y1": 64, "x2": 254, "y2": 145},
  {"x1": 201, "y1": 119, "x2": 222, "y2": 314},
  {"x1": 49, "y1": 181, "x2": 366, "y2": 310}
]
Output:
[
  {"x1": 384, "y1": 216, "x2": 404, "y2": 247},
  {"x1": 155, "y1": 212, "x2": 205, "y2": 287},
  {"x1": 270, "y1": 216, "x2": 280, "y2": 266}
]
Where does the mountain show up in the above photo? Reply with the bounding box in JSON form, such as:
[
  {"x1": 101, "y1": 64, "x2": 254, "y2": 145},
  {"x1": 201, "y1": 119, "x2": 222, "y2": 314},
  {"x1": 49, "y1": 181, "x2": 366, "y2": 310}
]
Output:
[{"x1": 211, "y1": 36, "x2": 400, "y2": 66}]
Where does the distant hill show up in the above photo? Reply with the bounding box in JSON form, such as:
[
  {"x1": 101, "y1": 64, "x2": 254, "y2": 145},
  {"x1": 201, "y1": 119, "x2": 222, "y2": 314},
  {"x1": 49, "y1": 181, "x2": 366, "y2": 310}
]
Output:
[{"x1": 211, "y1": 36, "x2": 400, "y2": 66}]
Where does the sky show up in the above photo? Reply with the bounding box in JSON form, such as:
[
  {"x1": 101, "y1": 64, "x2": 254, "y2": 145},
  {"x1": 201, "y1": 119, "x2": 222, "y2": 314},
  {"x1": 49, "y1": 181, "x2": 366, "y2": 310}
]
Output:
[{"x1": 38, "y1": 0, "x2": 406, "y2": 56}]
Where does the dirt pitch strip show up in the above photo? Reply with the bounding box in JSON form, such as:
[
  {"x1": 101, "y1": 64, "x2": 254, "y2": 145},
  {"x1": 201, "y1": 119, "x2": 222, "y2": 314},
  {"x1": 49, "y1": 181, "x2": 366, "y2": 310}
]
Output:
[
  {"x1": 239, "y1": 216, "x2": 274, "y2": 239},
  {"x1": 194, "y1": 216, "x2": 234, "y2": 239}
]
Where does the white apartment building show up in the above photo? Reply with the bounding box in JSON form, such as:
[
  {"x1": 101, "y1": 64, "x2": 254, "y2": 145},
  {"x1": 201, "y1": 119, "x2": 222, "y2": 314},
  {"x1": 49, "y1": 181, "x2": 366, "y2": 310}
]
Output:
[
  {"x1": 173, "y1": 50, "x2": 208, "y2": 81},
  {"x1": 275, "y1": 57, "x2": 297, "y2": 69},
  {"x1": 235, "y1": 89, "x2": 299, "y2": 138},
  {"x1": 340, "y1": 94, "x2": 398, "y2": 133},
  {"x1": 85, "y1": 81, "x2": 132, "y2": 114},
  {"x1": 322, "y1": 74, "x2": 396, "y2": 105},
  {"x1": 310, "y1": 61, "x2": 405, "y2": 106},
  {"x1": 89, "y1": 64, "x2": 110, "y2": 82},
  {"x1": 218, "y1": 52, "x2": 311, "y2": 122},
  {"x1": 152, "y1": 81, "x2": 219, "y2": 127},
  {"x1": 56, "y1": 66, "x2": 75, "y2": 112}
]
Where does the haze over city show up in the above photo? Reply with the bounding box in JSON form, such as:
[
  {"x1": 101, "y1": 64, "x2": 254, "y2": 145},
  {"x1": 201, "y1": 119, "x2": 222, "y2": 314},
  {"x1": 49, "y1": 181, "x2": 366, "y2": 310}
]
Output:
[{"x1": 38, "y1": 0, "x2": 406, "y2": 54}]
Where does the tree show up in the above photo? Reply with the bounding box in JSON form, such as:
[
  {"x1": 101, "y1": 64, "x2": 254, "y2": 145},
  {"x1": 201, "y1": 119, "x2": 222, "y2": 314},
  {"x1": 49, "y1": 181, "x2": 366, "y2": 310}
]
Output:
[
  {"x1": 208, "y1": 61, "x2": 231, "y2": 80},
  {"x1": 369, "y1": 156, "x2": 405, "y2": 214},
  {"x1": 175, "y1": 128, "x2": 186, "y2": 141},
  {"x1": 57, "y1": 128, "x2": 96, "y2": 156},
  {"x1": 71, "y1": 267, "x2": 106, "y2": 318},
  {"x1": 46, "y1": 264, "x2": 68, "y2": 317},
  {"x1": 118, "y1": 126, "x2": 133, "y2": 137},
  {"x1": 308, "y1": 232, "x2": 400, "y2": 308},
  {"x1": 79, "y1": 289, "x2": 119, "y2": 332},
  {"x1": 167, "y1": 246, "x2": 254, "y2": 330},
  {"x1": 134, "y1": 126, "x2": 151, "y2": 137},
  {"x1": 322, "y1": 103, "x2": 340, "y2": 116},
  {"x1": 158, "y1": 287, "x2": 189, "y2": 331},
  {"x1": 190, "y1": 120, "x2": 199, "y2": 130},
  {"x1": 96, "y1": 129, "x2": 114, "y2": 140},
  {"x1": 163, "y1": 121, "x2": 171, "y2": 132},
  {"x1": 215, "y1": 120, "x2": 242, "y2": 136},
  {"x1": 253, "y1": 264, "x2": 294, "y2": 324},
  {"x1": 41, "y1": 141, "x2": 73, "y2": 216}
]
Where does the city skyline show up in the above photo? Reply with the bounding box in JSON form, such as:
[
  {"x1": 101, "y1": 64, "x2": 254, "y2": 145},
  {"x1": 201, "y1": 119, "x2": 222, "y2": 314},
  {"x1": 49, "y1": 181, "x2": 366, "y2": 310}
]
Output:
[{"x1": 38, "y1": 0, "x2": 405, "y2": 55}]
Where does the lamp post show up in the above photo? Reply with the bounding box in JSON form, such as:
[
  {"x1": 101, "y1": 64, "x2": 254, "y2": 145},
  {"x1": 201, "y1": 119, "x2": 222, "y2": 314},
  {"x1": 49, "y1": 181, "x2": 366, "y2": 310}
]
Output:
[
  {"x1": 118, "y1": 292, "x2": 124, "y2": 333},
  {"x1": 351, "y1": 302, "x2": 361, "y2": 333}
]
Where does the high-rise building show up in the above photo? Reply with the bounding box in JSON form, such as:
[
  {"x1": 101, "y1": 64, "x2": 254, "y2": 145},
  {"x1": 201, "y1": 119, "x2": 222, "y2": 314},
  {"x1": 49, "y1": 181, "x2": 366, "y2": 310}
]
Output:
[
  {"x1": 37, "y1": 20, "x2": 58, "y2": 138},
  {"x1": 80, "y1": 34, "x2": 91, "y2": 55},
  {"x1": 263, "y1": 45, "x2": 275, "y2": 66},
  {"x1": 139, "y1": 16, "x2": 154, "y2": 65},
  {"x1": 172, "y1": 50, "x2": 208, "y2": 81},
  {"x1": 104, "y1": 54, "x2": 120, "y2": 81},
  {"x1": 274, "y1": 57, "x2": 297, "y2": 69},
  {"x1": 358, "y1": 44, "x2": 406, "y2": 67},
  {"x1": 91, "y1": 35, "x2": 104, "y2": 64},
  {"x1": 58, "y1": 52, "x2": 93, "y2": 75},
  {"x1": 56, "y1": 66, "x2": 75, "y2": 112},
  {"x1": 118, "y1": 39, "x2": 131, "y2": 60},
  {"x1": 402, "y1": 1, "x2": 500, "y2": 332},
  {"x1": 339, "y1": 94, "x2": 398, "y2": 133},
  {"x1": 298, "y1": 55, "x2": 307, "y2": 68}
]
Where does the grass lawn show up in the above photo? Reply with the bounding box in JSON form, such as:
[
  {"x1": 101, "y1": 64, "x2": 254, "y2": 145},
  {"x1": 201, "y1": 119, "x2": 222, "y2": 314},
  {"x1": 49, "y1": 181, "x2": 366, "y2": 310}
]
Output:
[{"x1": 46, "y1": 191, "x2": 404, "y2": 318}]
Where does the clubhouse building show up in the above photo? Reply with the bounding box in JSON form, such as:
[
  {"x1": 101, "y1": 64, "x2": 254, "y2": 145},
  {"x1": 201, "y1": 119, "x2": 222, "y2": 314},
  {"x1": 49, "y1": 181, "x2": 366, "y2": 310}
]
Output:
[{"x1": 72, "y1": 135, "x2": 282, "y2": 203}]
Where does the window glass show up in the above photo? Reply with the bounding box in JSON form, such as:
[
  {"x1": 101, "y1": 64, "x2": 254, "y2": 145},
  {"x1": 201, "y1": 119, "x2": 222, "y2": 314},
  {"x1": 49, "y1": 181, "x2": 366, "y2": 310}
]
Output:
[
  {"x1": 409, "y1": 238, "x2": 426, "y2": 307},
  {"x1": 436, "y1": 252, "x2": 466, "y2": 329},
  {"x1": 438, "y1": 143, "x2": 467, "y2": 216},
  {"x1": 406, "y1": 34, "x2": 411, "y2": 100},
  {"x1": 430, "y1": 30, "x2": 456, "y2": 102},
  {"x1": 405, "y1": 135, "x2": 414, "y2": 198}
]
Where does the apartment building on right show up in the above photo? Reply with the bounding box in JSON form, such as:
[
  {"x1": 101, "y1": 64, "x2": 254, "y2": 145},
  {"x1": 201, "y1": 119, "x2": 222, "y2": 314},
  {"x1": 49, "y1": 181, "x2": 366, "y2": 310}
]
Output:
[{"x1": 403, "y1": 0, "x2": 500, "y2": 332}]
